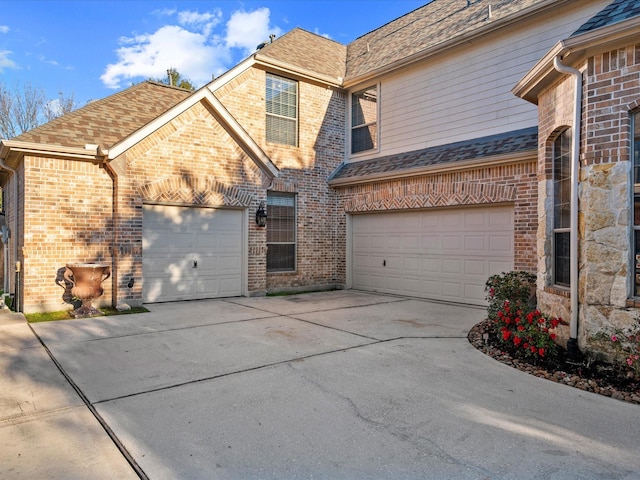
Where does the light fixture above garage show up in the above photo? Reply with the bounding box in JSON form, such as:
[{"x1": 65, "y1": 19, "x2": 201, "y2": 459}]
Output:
[{"x1": 255, "y1": 201, "x2": 267, "y2": 227}]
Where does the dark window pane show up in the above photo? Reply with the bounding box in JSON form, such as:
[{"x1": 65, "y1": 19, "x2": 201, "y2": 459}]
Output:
[
  {"x1": 553, "y1": 128, "x2": 571, "y2": 286},
  {"x1": 351, "y1": 124, "x2": 377, "y2": 153},
  {"x1": 554, "y1": 232, "x2": 570, "y2": 286},
  {"x1": 267, "y1": 244, "x2": 295, "y2": 272}
]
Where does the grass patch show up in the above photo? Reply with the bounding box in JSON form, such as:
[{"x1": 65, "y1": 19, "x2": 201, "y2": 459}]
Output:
[{"x1": 26, "y1": 306, "x2": 150, "y2": 323}]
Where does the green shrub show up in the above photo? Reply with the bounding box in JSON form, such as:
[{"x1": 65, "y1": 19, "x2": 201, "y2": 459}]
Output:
[{"x1": 485, "y1": 271, "x2": 536, "y2": 321}]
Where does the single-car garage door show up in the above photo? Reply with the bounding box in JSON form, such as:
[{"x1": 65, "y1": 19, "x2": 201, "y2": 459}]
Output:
[
  {"x1": 142, "y1": 205, "x2": 243, "y2": 303},
  {"x1": 351, "y1": 206, "x2": 513, "y2": 305}
]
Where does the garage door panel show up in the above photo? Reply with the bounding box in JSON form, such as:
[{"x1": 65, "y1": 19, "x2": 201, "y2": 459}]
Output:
[
  {"x1": 442, "y1": 259, "x2": 461, "y2": 274},
  {"x1": 143, "y1": 206, "x2": 243, "y2": 303},
  {"x1": 352, "y1": 206, "x2": 514, "y2": 306}
]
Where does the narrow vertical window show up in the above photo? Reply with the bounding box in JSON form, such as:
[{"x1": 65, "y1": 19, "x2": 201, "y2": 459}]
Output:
[
  {"x1": 351, "y1": 85, "x2": 378, "y2": 154},
  {"x1": 266, "y1": 73, "x2": 297, "y2": 146},
  {"x1": 267, "y1": 192, "x2": 296, "y2": 272},
  {"x1": 553, "y1": 128, "x2": 571, "y2": 287},
  {"x1": 632, "y1": 112, "x2": 640, "y2": 296}
]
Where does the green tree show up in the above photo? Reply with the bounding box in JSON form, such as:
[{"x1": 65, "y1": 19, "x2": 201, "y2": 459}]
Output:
[{"x1": 154, "y1": 68, "x2": 196, "y2": 91}]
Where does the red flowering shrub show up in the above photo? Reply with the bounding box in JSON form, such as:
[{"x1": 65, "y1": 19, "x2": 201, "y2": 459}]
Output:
[
  {"x1": 494, "y1": 300, "x2": 560, "y2": 362},
  {"x1": 607, "y1": 327, "x2": 640, "y2": 377}
]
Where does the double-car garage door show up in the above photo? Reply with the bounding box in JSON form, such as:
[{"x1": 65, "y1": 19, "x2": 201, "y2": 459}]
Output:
[
  {"x1": 142, "y1": 205, "x2": 243, "y2": 303},
  {"x1": 351, "y1": 206, "x2": 514, "y2": 305}
]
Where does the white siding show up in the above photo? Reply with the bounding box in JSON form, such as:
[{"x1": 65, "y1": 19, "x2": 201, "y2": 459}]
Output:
[{"x1": 349, "y1": 0, "x2": 611, "y2": 161}]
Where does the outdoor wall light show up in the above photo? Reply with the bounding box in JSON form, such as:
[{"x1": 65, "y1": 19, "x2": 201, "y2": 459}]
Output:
[{"x1": 255, "y1": 201, "x2": 267, "y2": 227}]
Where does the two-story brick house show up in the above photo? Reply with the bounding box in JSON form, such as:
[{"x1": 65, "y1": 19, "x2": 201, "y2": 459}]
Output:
[{"x1": 1, "y1": 0, "x2": 636, "y2": 357}]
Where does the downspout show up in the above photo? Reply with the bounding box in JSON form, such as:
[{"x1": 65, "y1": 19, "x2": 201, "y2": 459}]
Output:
[
  {"x1": 0, "y1": 158, "x2": 19, "y2": 309},
  {"x1": 553, "y1": 55, "x2": 581, "y2": 358},
  {"x1": 101, "y1": 154, "x2": 119, "y2": 308}
]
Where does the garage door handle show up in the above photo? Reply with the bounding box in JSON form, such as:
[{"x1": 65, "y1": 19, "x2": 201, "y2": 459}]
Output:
[
  {"x1": 383, "y1": 260, "x2": 386, "y2": 267},
  {"x1": 193, "y1": 260, "x2": 198, "y2": 268}
]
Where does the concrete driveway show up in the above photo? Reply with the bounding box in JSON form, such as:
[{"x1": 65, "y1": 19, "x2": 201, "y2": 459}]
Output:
[{"x1": 2, "y1": 290, "x2": 639, "y2": 479}]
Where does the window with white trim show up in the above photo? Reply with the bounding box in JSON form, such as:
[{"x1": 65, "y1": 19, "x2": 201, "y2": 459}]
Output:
[
  {"x1": 553, "y1": 128, "x2": 571, "y2": 287},
  {"x1": 351, "y1": 85, "x2": 378, "y2": 154},
  {"x1": 266, "y1": 73, "x2": 297, "y2": 146},
  {"x1": 267, "y1": 192, "x2": 296, "y2": 272}
]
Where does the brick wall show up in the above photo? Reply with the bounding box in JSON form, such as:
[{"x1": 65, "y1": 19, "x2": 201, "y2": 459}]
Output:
[
  {"x1": 21, "y1": 156, "x2": 113, "y2": 312},
  {"x1": 216, "y1": 69, "x2": 347, "y2": 292}
]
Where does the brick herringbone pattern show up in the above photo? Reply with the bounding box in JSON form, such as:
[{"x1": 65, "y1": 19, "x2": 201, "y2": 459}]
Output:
[
  {"x1": 138, "y1": 175, "x2": 252, "y2": 207},
  {"x1": 345, "y1": 183, "x2": 516, "y2": 212}
]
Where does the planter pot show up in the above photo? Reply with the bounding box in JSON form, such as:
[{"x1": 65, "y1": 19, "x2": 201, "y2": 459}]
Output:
[{"x1": 63, "y1": 263, "x2": 111, "y2": 318}]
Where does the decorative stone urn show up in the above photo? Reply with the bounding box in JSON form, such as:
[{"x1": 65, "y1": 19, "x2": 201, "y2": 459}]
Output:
[{"x1": 63, "y1": 263, "x2": 111, "y2": 318}]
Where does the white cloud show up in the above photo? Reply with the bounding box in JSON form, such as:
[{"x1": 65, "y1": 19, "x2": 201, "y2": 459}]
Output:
[
  {"x1": 0, "y1": 26, "x2": 9, "y2": 34},
  {"x1": 101, "y1": 7, "x2": 281, "y2": 90},
  {"x1": 226, "y1": 8, "x2": 282, "y2": 55},
  {"x1": 0, "y1": 50, "x2": 16, "y2": 71},
  {"x1": 101, "y1": 25, "x2": 229, "y2": 88}
]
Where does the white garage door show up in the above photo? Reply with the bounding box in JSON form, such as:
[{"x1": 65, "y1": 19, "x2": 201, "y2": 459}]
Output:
[
  {"x1": 142, "y1": 205, "x2": 243, "y2": 303},
  {"x1": 351, "y1": 206, "x2": 513, "y2": 305}
]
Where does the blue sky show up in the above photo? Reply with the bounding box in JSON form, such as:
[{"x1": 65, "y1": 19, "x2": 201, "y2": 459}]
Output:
[{"x1": 0, "y1": 1, "x2": 428, "y2": 108}]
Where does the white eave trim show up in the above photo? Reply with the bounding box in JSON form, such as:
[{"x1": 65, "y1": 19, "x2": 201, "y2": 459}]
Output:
[
  {"x1": 0, "y1": 139, "x2": 105, "y2": 162},
  {"x1": 328, "y1": 150, "x2": 536, "y2": 187}
]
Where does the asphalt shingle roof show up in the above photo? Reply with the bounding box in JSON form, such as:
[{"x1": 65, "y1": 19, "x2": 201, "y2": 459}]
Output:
[
  {"x1": 572, "y1": 0, "x2": 640, "y2": 36},
  {"x1": 256, "y1": 1, "x2": 550, "y2": 84},
  {"x1": 257, "y1": 28, "x2": 347, "y2": 82},
  {"x1": 15, "y1": 81, "x2": 191, "y2": 150},
  {"x1": 329, "y1": 127, "x2": 538, "y2": 183}
]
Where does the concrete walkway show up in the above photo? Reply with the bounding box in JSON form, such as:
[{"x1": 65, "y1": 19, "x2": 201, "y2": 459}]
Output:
[{"x1": 1, "y1": 290, "x2": 639, "y2": 479}]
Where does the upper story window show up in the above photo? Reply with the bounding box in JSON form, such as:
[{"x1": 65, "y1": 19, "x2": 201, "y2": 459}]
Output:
[
  {"x1": 632, "y1": 112, "x2": 640, "y2": 296},
  {"x1": 351, "y1": 85, "x2": 378, "y2": 154},
  {"x1": 267, "y1": 192, "x2": 296, "y2": 272},
  {"x1": 266, "y1": 73, "x2": 298, "y2": 146},
  {"x1": 553, "y1": 128, "x2": 571, "y2": 287}
]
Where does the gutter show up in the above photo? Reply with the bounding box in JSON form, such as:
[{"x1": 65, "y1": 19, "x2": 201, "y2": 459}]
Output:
[
  {"x1": 553, "y1": 56, "x2": 582, "y2": 358},
  {"x1": 97, "y1": 147, "x2": 119, "y2": 308}
]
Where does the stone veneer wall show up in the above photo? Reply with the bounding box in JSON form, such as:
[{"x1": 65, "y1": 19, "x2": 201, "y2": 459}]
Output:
[
  {"x1": 334, "y1": 158, "x2": 539, "y2": 275},
  {"x1": 537, "y1": 43, "x2": 640, "y2": 352}
]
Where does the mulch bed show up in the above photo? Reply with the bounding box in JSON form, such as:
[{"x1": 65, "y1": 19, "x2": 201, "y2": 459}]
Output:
[{"x1": 468, "y1": 320, "x2": 640, "y2": 405}]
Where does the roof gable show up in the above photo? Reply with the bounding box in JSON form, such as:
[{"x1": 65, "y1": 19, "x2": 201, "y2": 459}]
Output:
[
  {"x1": 14, "y1": 82, "x2": 191, "y2": 150},
  {"x1": 254, "y1": 28, "x2": 346, "y2": 84}
]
